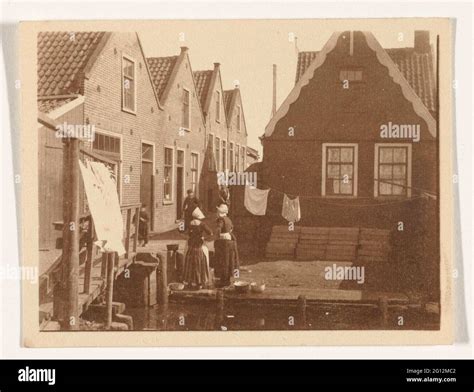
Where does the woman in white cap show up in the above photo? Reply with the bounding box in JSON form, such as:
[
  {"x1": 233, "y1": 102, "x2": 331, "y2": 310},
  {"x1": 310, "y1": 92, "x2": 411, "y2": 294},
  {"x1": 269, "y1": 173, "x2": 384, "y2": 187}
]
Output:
[
  {"x1": 183, "y1": 207, "x2": 212, "y2": 290},
  {"x1": 214, "y1": 203, "x2": 239, "y2": 287}
]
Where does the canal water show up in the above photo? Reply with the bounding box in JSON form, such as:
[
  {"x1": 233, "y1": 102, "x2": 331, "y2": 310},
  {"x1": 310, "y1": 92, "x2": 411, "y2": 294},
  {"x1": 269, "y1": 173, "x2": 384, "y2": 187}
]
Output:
[{"x1": 125, "y1": 302, "x2": 440, "y2": 331}]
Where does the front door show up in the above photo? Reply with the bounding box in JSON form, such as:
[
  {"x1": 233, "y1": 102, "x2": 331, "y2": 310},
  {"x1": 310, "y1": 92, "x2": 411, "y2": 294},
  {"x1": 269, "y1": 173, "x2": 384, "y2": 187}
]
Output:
[
  {"x1": 141, "y1": 143, "x2": 154, "y2": 230},
  {"x1": 176, "y1": 150, "x2": 185, "y2": 220}
]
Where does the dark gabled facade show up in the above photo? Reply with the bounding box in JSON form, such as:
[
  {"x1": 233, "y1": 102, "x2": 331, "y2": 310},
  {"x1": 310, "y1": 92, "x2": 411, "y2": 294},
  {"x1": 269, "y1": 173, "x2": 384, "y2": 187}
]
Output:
[{"x1": 234, "y1": 31, "x2": 438, "y2": 279}]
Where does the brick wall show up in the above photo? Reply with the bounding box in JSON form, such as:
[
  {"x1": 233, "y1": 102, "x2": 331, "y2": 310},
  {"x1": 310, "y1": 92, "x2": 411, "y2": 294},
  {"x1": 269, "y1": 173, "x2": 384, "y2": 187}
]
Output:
[
  {"x1": 83, "y1": 32, "x2": 165, "y2": 230},
  {"x1": 155, "y1": 52, "x2": 207, "y2": 231}
]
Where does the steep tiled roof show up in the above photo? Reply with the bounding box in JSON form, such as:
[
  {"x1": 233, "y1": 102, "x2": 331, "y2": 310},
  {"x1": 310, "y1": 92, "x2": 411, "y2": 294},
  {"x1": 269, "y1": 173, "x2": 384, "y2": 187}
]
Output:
[
  {"x1": 193, "y1": 70, "x2": 213, "y2": 111},
  {"x1": 37, "y1": 31, "x2": 106, "y2": 97},
  {"x1": 146, "y1": 56, "x2": 179, "y2": 100},
  {"x1": 295, "y1": 51, "x2": 319, "y2": 84},
  {"x1": 223, "y1": 89, "x2": 236, "y2": 119},
  {"x1": 294, "y1": 45, "x2": 436, "y2": 112},
  {"x1": 385, "y1": 48, "x2": 436, "y2": 112}
]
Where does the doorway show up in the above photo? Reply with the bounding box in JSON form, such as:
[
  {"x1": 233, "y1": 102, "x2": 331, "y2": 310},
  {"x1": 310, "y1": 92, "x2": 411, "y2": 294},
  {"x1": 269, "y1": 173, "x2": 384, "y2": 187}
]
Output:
[
  {"x1": 176, "y1": 149, "x2": 185, "y2": 220},
  {"x1": 141, "y1": 142, "x2": 155, "y2": 231}
]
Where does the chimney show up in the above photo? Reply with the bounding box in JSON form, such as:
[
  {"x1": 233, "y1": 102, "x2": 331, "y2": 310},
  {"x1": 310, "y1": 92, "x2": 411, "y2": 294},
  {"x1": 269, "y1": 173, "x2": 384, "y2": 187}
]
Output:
[
  {"x1": 414, "y1": 31, "x2": 430, "y2": 53},
  {"x1": 271, "y1": 64, "x2": 277, "y2": 117},
  {"x1": 180, "y1": 46, "x2": 189, "y2": 54},
  {"x1": 214, "y1": 62, "x2": 220, "y2": 70}
]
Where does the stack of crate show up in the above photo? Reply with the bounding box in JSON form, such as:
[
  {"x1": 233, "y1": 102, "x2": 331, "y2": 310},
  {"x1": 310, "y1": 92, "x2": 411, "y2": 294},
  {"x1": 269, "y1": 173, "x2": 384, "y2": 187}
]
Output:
[
  {"x1": 295, "y1": 227, "x2": 329, "y2": 260},
  {"x1": 265, "y1": 225, "x2": 301, "y2": 258},
  {"x1": 357, "y1": 228, "x2": 391, "y2": 262},
  {"x1": 325, "y1": 227, "x2": 360, "y2": 261}
]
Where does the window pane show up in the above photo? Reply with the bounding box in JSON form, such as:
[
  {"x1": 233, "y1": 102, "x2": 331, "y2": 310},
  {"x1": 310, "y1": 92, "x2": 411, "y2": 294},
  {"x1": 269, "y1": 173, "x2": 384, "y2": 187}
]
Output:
[
  {"x1": 379, "y1": 164, "x2": 393, "y2": 179},
  {"x1": 177, "y1": 150, "x2": 184, "y2": 166},
  {"x1": 327, "y1": 164, "x2": 340, "y2": 178},
  {"x1": 391, "y1": 180, "x2": 405, "y2": 195},
  {"x1": 327, "y1": 148, "x2": 340, "y2": 162},
  {"x1": 393, "y1": 164, "x2": 406, "y2": 179},
  {"x1": 393, "y1": 148, "x2": 407, "y2": 163},
  {"x1": 379, "y1": 148, "x2": 393, "y2": 163},
  {"x1": 379, "y1": 182, "x2": 392, "y2": 195},
  {"x1": 340, "y1": 148, "x2": 353, "y2": 162},
  {"x1": 340, "y1": 164, "x2": 353, "y2": 177},
  {"x1": 340, "y1": 180, "x2": 352, "y2": 195}
]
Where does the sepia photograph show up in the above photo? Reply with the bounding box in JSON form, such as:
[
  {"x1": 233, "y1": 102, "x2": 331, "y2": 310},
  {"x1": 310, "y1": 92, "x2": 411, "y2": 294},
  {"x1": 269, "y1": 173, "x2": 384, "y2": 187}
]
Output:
[{"x1": 16, "y1": 17, "x2": 455, "y2": 347}]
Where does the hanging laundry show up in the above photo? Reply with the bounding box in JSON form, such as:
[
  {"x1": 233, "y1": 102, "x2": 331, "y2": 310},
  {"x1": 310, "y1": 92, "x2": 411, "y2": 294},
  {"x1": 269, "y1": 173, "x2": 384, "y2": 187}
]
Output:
[
  {"x1": 244, "y1": 186, "x2": 270, "y2": 216},
  {"x1": 79, "y1": 160, "x2": 126, "y2": 255},
  {"x1": 282, "y1": 194, "x2": 301, "y2": 223}
]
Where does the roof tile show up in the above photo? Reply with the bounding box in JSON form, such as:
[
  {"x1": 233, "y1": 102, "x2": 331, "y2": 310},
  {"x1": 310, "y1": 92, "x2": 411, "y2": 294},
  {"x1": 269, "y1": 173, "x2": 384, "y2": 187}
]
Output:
[
  {"x1": 37, "y1": 31, "x2": 106, "y2": 97},
  {"x1": 146, "y1": 56, "x2": 179, "y2": 100},
  {"x1": 193, "y1": 70, "x2": 213, "y2": 111}
]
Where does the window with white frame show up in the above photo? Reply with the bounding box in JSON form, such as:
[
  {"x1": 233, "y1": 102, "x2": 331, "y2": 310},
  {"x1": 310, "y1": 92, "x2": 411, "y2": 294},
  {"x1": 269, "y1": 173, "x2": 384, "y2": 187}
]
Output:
[
  {"x1": 191, "y1": 153, "x2": 199, "y2": 193},
  {"x1": 122, "y1": 56, "x2": 136, "y2": 112},
  {"x1": 375, "y1": 144, "x2": 412, "y2": 197},
  {"x1": 215, "y1": 91, "x2": 221, "y2": 122},
  {"x1": 241, "y1": 147, "x2": 245, "y2": 171},
  {"x1": 182, "y1": 88, "x2": 190, "y2": 130},
  {"x1": 322, "y1": 144, "x2": 358, "y2": 196},
  {"x1": 163, "y1": 147, "x2": 173, "y2": 202}
]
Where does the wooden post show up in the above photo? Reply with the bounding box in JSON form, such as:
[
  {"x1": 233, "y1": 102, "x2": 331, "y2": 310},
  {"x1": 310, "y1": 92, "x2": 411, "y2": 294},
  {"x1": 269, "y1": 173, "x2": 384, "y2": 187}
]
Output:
[
  {"x1": 297, "y1": 295, "x2": 307, "y2": 329},
  {"x1": 83, "y1": 216, "x2": 94, "y2": 294},
  {"x1": 124, "y1": 208, "x2": 131, "y2": 259},
  {"x1": 133, "y1": 206, "x2": 140, "y2": 252},
  {"x1": 215, "y1": 289, "x2": 225, "y2": 329},
  {"x1": 100, "y1": 252, "x2": 108, "y2": 278},
  {"x1": 379, "y1": 296, "x2": 389, "y2": 327},
  {"x1": 63, "y1": 137, "x2": 80, "y2": 331},
  {"x1": 158, "y1": 252, "x2": 168, "y2": 306},
  {"x1": 105, "y1": 252, "x2": 115, "y2": 329}
]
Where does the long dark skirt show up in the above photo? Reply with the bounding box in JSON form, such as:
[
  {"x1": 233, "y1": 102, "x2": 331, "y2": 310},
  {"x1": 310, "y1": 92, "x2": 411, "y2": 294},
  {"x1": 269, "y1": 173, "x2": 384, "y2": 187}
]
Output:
[
  {"x1": 183, "y1": 246, "x2": 209, "y2": 286},
  {"x1": 214, "y1": 239, "x2": 239, "y2": 286}
]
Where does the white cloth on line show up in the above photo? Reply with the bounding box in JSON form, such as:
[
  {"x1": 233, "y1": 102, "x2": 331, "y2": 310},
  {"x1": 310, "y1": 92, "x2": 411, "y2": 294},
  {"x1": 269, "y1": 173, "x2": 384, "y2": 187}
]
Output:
[
  {"x1": 281, "y1": 194, "x2": 301, "y2": 223},
  {"x1": 79, "y1": 160, "x2": 126, "y2": 255},
  {"x1": 244, "y1": 186, "x2": 270, "y2": 216}
]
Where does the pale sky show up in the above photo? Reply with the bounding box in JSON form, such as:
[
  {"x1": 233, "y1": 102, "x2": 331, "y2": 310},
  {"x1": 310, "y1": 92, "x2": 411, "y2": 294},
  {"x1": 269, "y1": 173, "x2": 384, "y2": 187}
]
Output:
[{"x1": 139, "y1": 20, "x2": 438, "y2": 154}]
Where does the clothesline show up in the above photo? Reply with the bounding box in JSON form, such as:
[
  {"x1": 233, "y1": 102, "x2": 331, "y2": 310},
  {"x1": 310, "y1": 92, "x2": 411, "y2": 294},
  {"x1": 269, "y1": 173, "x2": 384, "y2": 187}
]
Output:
[
  {"x1": 253, "y1": 178, "x2": 437, "y2": 200},
  {"x1": 243, "y1": 183, "x2": 431, "y2": 220}
]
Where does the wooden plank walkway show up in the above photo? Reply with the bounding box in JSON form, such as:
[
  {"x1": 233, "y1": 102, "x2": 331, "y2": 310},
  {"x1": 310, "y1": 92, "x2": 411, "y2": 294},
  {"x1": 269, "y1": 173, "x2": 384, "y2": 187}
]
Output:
[{"x1": 39, "y1": 253, "x2": 136, "y2": 328}]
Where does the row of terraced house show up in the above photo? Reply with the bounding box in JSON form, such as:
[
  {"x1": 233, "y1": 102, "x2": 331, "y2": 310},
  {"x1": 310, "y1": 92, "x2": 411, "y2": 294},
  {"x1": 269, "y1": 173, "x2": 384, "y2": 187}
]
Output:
[{"x1": 37, "y1": 32, "x2": 258, "y2": 255}]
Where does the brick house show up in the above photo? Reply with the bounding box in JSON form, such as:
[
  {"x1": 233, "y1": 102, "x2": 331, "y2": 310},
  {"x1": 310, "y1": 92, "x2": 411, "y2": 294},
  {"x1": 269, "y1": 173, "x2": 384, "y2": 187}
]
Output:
[
  {"x1": 194, "y1": 64, "x2": 251, "y2": 210},
  {"x1": 147, "y1": 47, "x2": 207, "y2": 231},
  {"x1": 223, "y1": 87, "x2": 249, "y2": 172},
  {"x1": 37, "y1": 32, "x2": 164, "y2": 254}
]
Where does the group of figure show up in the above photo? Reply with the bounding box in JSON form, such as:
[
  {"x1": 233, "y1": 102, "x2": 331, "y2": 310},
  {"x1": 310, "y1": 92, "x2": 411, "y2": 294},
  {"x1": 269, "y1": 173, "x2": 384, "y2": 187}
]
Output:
[{"x1": 182, "y1": 186, "x2": 238, "y2": 289}]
